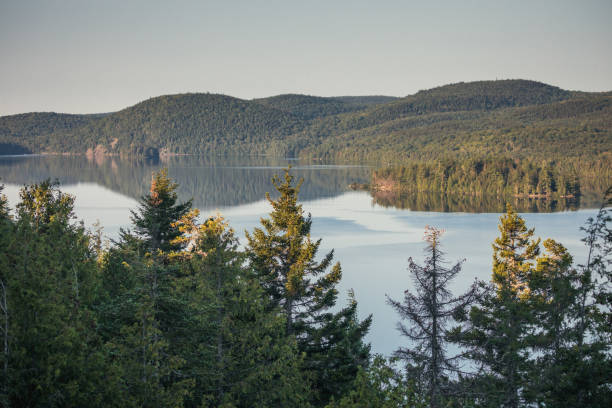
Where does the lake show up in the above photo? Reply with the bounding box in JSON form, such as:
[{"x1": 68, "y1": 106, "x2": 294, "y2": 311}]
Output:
[{"x1": 0, "y1": 154, "x2": 601, "y2": 356}]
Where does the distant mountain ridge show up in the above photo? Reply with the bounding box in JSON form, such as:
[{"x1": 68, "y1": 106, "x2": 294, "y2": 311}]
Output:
[{"x1": 0, "y1": 79, "x2": 610, "y2": 162}]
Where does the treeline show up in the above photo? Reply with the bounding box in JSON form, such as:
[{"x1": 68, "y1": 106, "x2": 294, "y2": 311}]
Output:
[
  {"x1": 369, "y1": 157, "x2": 589, "y2": 197},
  {"x1": 0, "y1": 170, "x2": 611, "y2": 407}
]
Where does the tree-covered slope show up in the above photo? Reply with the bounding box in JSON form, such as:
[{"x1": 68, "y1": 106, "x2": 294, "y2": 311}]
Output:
[
  {"x1": 252, "y1": 94, "x2": 365, "y2": 120},
  {"x1": 0, "y1": 94, "x2": 307, "y2": 156},
  {"x1": 0, "y1": 80, "x2": 609, "y2": 163},
  {"x1": 296, "y1": 93, "x2": 612, "y2": 161},
  {"x1": 294, "y1": 80, "x2": 575, "y2": 140},
  {"x1": 331, "y1": 95, "x2": 399, "y2": 107},
  {"x1": 0, "y1": 112, "x2": 102, "y2": 153},
  {"x1": 58, "y1": 93, "x2": 307, "y2": 155}
]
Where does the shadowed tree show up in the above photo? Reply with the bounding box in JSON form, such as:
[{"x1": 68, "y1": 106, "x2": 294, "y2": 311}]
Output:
[
  {"x1": 387, "y1": 226, "x2": 478, "y2": 408},
  {"x1": 452, "y1": 206, "x2": 540, "y2": 408}
]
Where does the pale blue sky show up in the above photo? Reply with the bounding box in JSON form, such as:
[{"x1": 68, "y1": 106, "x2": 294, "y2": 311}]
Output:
[{"x1": 1, "y1": 0, "x2": 611, "y2": 115}]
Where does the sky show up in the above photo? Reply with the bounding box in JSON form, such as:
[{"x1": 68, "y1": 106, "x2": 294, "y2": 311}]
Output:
[{"x1": 1, "y1": 0, "x2": 611, "y2": 116}]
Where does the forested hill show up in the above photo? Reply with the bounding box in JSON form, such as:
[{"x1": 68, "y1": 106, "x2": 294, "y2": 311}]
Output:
[
  {"x1": 252, "y1": 94, "x2": 399, "y2": 120},
  {"x1": 0, "y1": 79, "x2": 610, "y2": 162}
]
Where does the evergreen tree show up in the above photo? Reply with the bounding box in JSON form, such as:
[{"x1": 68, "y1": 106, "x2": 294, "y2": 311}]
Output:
[
  {"x1": 0, "y1": 185, "x2": 12, "y2": 406},
  {"x1": 3, "y1": 180, "x2": 119, "y2": 407},
  {"x1": 172, "y1": 211, "x2": 310, "y2": 407},
  {"x1": 523, "y1": 239, "x2": 578, "y2": 406},
  {"x1": 101, "y1": 172, "x2": 195, "y2": 407},
  {"x1": 387, "y1": 226, "x2": 478, "y2": 408},
  {"x1": 126, "y1": 168, "x2": 192, "y2": 253},
  {"x1": 523, "y1": 188, "x2": 612, "y2": 406},
  {"x1": 325, "y1": 355, "x2": 427, "y2": 408},
  {"x1": 107, "y1": 255, "x2": 193, "y2": 408},
  {"x1": 246, "y1": 168, "x2": 371, "y2": 405},
  {"x1": 453, "y1": 206, "x2": 539, "y2": 408},
  {"x1": 567, "y1": 186, "x2": 612, "y2": 407}
]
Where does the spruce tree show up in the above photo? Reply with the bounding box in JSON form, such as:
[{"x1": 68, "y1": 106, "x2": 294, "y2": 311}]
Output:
[
  {"x1": 101, "y1": 171, "x2": 195, "y2": 407},
  {"x1": 568, "y1": 187, "x2": 612, "y2": 407},
  {"x1": 0, "y1": 185, "x2": 11, "y2": 406},
  {"x1": 387, "y1": 226, "x2": 478, "y2": 408},
  {"x1": 523, "y1": 239, "x2": 578, "y2": 406},
  {"x1": 4, "y1": 180, "x2": 118, "y2": 407},
  {"x1": 453, "y1": 206, "x2": 539, "y2": 408},
  {"x1": 174, "y1": 213, "x2": 310, "y2": 407},
  {"x1": 246, "y1": 168, "x2": 371, "y2": 405},
  {"x1": 326, "y1": 355, "x2": 428, "y2": 408},
  {"x1": 126, "y1": 168, "x2": 192, "y2": 253}
]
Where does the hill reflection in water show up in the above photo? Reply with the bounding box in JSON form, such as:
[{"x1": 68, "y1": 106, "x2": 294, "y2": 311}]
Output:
[
  {"x1": 0, "y1": 155, "x2": 371, "y2": 211},
  {"x1": 0, "y1": 154, "x2": 600, "y2": 213}
]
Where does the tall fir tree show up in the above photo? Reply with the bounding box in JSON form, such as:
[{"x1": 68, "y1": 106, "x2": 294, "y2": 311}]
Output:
[
  {"x1": 387, "y1": 226, "x2": 478, "y2": 408},
  {"x1": 173, "y1": 212, "x2": 310, "y2": 407},
  {"x1": 0, "y1": 184, "x2": 12, "y2": 406},
  {"x1": 453, "y1": 206, "x2": 539, "y2": 408},
  {"x1": 3, "y1": 180, "x2": 119, "y2": 407},
  {"x1": 523, "y1": 239, "x2": 579, "y2": 406},
  {"x1": 126, "y1": 168, "x2": 192, "y2": 253},
  {"x1": 101, "y1": 171, "x2": 195, "y2": 407},
  {"x1": 246, "y1": 168, "x2": 371, "y2": 405}
]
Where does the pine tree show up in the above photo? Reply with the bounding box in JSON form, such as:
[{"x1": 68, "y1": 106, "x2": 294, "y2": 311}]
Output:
[
  {"x1": 453, "y1": 206, "x2": 539, "y2": 408},
  {"x1": 387, "y1": 226, "x2": 478, "y2": 408},
  {"x1": 246, "y1": 168, "x2": 371, "y2": 405}
]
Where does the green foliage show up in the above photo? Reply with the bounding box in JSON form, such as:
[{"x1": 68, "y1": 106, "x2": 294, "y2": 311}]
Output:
[
  {"x1": 450, "y1": 203, "x2": 612, "y2": 407},
  {"x1": 172, "y1": 213, "x2": 310, "y2": 407},
  {"x1": 246, "y1": 168, "x2": 372, "y2": 406},
  {"x1": 253, "y1": 94, "x2": 369, "y2": 120},
  {"x1": 370, "y1": 156, "x2": 590, "y2": 198},
  {"x1": 127, "y1": 168, "x2": 192, "y2": 252},
  {"x1": 1, "y1": 181, "x2": 120, "y2": 407},
  {"x1": 1, "y1": 80, "x2": 609, "y2": 171},
  {"x1": 325, "y1": 355, "x2": 427, "y2": 408},
  {"x1": 451, "y1": 206, "x2": 541, "y2": 408}
]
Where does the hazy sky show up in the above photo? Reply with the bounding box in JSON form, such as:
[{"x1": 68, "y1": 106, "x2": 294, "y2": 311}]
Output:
[{"x1": 1, "y1": 0, "x2": 611, "y2": 115}]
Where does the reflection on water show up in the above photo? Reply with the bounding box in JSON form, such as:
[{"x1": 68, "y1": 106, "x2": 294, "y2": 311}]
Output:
[
  {"x1": 0, "y1": 155, "x2": 371, "y2": 211},
  {"x1": 371, "y1": 190, "x2": 585, "y2": 213},
  {"x1": 0, "y1": 154, "x2": 601, "y2": 213}
]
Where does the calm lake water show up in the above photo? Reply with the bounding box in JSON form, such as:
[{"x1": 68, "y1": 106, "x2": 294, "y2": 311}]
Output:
[{"x1": 0, "y1": 155, "x2": 601, "y2": 356}]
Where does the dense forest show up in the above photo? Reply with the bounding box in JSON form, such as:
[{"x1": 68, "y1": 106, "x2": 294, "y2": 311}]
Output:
[
  {"x1": 0, "y1": 169, "x2": 610, "y2": 407},
  {"x1": 1, "y1": 79, "x2": 609, "y2": 198}
]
